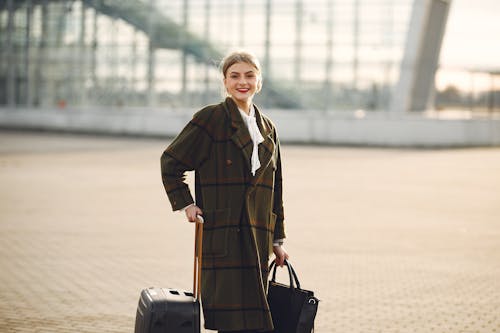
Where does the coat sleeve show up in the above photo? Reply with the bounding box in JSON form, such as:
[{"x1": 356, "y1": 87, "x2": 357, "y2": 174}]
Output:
[
  {"x1": 160, "y1": 113, "x2": 212, "y2": 211},
  {"x1": 273, "y1": 134, "x2": 286, "y2": 240}
]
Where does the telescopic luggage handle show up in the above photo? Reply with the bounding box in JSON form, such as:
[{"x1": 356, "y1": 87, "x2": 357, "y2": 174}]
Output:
[{"x1": 193, "y1": 215, "x2": 204, "y2": 301}]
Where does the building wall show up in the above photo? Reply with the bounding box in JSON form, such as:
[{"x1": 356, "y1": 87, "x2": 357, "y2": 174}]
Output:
[{"x1": 1, "y1": 107, "x2": 499, "y2": 147}]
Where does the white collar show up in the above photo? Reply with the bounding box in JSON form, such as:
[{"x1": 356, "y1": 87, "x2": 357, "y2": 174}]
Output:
[
  {"x1": 237, "y1": 105, "x2": 264, "y2": 176},
  {"x1": 238, "y1": 105, "x2": 255, "y2": 119}
]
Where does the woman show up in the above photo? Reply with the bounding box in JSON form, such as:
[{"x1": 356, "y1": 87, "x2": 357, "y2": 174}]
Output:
[{"x1": 160, "y1": 50, "x2": 288, "y2": 333}]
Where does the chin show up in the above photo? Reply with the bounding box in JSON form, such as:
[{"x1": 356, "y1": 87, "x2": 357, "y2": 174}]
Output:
[
  {"x1": 231, "y1": 95, "x2": 247, "y2": 103},
  {"x1": 234, "y1": 92, "x2": 254, "y2": 101}
]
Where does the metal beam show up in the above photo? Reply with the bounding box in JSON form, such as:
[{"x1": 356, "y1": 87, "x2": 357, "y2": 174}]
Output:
[
  {"x1": 391, "y1": 0, "x2": 452, "y2": 113},
  {"x1": 263, "y1": 0, "x2": 272, "y2": 78},
  {"x1": 6, "y1": 0, "x2": 15, "y2": 106}
]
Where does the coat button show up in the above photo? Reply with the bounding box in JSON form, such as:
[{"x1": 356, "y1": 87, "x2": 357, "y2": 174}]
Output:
[{"x1": 226, "y1": 159, "x2": 232, "y2": 166}]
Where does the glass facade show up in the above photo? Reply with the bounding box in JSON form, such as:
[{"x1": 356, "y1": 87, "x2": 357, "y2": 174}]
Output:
[{"x1": 0, "y1": 0, "x2": 413, "y2": 110}]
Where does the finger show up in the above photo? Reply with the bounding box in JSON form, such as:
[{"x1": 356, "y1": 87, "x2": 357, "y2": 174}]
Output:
[
  {"x1": 185, "y1": 210, "x2": 194, "y2": 222},
  {"x1": 277, "y1": 256, "x2": 284, "y2": 267}
]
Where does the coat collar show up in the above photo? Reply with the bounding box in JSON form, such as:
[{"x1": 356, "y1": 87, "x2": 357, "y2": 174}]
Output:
[
  {"x1": 223, "y1": 97, "x2": 275, "y2": 183},
  {"x1": 223, "y1": 97, "x2": 272, "y2": 137}
]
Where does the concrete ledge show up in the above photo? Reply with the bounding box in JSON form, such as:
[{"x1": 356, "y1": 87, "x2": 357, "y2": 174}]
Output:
[{"x1": 1, "y1": 107, "x2": 499, "y2": 147}]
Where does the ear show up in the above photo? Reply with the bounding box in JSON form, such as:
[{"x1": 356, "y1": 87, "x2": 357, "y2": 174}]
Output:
[
  {"x1": 256, "y1": 76, "x2": 263, "y2": 93},
  {"x1": 222, "y1": 77, "x2": 230, "y2": 97}
]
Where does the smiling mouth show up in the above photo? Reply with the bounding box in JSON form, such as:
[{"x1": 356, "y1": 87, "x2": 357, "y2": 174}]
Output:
[{"x1": 236, "y1": 88, "x2": 249, "y2": 93}]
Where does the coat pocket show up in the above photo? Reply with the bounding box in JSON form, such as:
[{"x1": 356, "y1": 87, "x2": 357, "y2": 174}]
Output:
[{"x1": 202, "y1": 208, "x2": 231, "y2": 258}]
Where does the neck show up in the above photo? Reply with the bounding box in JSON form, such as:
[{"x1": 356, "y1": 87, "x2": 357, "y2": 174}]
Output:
[{"x1": 232, "y1": 98, "x2": 252, "y2": 115}]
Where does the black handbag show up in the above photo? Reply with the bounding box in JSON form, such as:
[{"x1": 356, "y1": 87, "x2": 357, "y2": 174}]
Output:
[{"x1": 267, "y1": 259, "x2": 319, "y2": 333}]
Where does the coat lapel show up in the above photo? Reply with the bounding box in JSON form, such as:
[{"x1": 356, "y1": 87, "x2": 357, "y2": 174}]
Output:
[
  {"x1": 253, "y1": 104, "x2": 275, "y2": 184},
  {"x1": 224, "y1": 98, "x2": 254, "y2": 175},
  {"x1": 223, "y1": 98, "x2": 275, "y2": 185}
]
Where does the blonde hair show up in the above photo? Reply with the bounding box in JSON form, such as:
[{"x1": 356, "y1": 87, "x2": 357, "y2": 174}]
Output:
[{"x1": 220, "y1": 50, "x2": 263, "y2": 96}]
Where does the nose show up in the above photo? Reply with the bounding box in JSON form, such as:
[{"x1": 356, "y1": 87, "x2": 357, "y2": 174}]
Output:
[{"x1": 237, "y1": 76, "x2": 247, "y2": 85}]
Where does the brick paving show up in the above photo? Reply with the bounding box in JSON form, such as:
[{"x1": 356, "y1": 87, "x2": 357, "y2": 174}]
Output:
[{"x1": 0, "y1": 130, "x2": 499, "y2": 332}]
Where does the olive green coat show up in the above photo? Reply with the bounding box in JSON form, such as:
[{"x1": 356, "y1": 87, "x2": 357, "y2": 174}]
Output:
[{"x1": 160, "y1": 97, "x2": 285, "y2": 331}]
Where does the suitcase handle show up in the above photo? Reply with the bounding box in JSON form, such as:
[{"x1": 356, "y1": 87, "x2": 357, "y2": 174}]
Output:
[{"x1": 193, "y1": 215, "x2": 204, "y2": 301}]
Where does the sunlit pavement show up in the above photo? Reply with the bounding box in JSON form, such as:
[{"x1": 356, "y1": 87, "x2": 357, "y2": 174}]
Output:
[{"x1": 1, "y1": 130, "x2": 499, "y2": 332}]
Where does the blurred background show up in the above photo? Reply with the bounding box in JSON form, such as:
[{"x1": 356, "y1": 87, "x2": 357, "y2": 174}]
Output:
[
  {"x1": 0, "y1": 0, "x2": 499, "y2": 144},
  {"x1": 1, "y1": 2, "x2": 500, "y2": 332}
]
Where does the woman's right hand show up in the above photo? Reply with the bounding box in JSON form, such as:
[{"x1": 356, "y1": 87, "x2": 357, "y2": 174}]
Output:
[{"x1": 185, "y1": 204, "x2": 203, "y2": 223}]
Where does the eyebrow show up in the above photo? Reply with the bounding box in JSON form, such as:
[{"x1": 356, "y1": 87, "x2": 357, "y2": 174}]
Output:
[{"x1": 229, "y1": 71, "x2": 256, "y2": 75}]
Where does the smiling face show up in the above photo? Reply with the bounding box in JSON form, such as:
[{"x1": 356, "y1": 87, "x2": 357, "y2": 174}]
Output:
[{"x1": 223, "y1": 61, "x2": 262, "y2": 107}]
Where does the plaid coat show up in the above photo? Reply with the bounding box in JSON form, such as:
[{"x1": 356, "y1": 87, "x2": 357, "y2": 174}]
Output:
[{"x1": 160, "y1": 97, "x2": 285, "y2": 331}]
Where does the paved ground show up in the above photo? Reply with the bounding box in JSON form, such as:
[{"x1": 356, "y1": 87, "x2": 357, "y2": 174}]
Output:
[{"x1": 0, "y1": 130, "x2": 499, "y2": 333}]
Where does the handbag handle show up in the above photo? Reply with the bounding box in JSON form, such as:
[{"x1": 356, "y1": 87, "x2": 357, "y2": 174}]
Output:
[
  {"x1": 269, "y1": 259, "x2": 301, "y2": 290},
  {"x1": 193, "y1": 215, "x2": 204, "y2": 301}
]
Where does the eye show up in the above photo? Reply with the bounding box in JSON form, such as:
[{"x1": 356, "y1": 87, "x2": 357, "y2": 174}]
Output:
[{"x1": 230, "y1": 74, "x2": 239, "y2": 79}]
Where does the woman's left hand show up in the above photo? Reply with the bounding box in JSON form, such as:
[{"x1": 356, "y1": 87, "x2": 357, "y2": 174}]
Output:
[{"x1": 273, "y1": 245, "x2": 289, "y2": 267}]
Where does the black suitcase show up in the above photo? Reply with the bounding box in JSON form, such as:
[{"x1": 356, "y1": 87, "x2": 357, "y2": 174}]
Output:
[
  {"x1": 135, "y1": 218, "x2": 204, "y2": 333},
  {"x1": 135, "y1": 287, "x2": 200, "y2": 332}
]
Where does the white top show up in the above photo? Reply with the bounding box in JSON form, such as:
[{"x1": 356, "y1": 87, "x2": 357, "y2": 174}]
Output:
[{"x1": 238, "y1": 105, "x2": 264, "y2": 176}]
